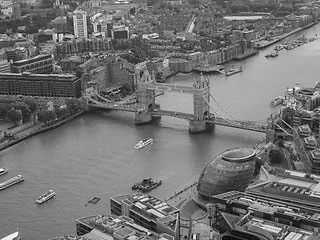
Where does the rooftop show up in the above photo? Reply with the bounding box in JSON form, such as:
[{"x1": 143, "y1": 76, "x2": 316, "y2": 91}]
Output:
[
  {"x1": 222, "y1": 148, "x2": 256, "y2": 162},
  {"x1": 77, "y1": 214, "x2": 168, "y2": 240},
  {"x1": 112, "y1": 193, "x2": 179, "y2": 216}
]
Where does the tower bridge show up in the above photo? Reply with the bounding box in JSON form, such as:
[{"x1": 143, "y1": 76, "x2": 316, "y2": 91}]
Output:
[{"x1": 84, "y1": 75, "x2": 274, "y2": 137}]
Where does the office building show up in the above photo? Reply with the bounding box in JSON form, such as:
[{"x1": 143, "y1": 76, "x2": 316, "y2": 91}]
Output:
[
  {"x1": 12, "y1": 3, "x2": 21, "y2": 20},
  {"x1": 56, "y1": 38, "x2": 111, "y2": 56},
  {"x1": 76, "y1": 214, "x2": 176, "y2": 240},
  {"x1": 110, "y1": 193, "x2": 179, "y2": 239},
  {"x1": 112, "y1": 25, "x2": 129, "y2": 39},
  {"x1": 73, "y1": 11, "x2": 88, "y2": 39},
  {"x1": 0, "y1": 72, "x2": 82, "y2": 98},
  {"x1": 10, "y1": 54, "x2": 53, "y2": 74}
]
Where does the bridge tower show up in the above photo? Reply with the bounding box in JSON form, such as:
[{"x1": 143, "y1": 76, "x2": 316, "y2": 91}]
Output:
[
  {"x1": 189, "y1": 75, "x2": 213, "y2": 133},
  {"x1": 135, "y1": 70, "x2": 156, "y2": 124}
]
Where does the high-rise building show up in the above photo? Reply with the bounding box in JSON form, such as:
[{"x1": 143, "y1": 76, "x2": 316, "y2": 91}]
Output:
[
  {"x1": 72, "y1": 11, "x2": 88, "y2": 39},
  {"x1": 12, "y1": 3, "x2": 21, "y2": 20}
]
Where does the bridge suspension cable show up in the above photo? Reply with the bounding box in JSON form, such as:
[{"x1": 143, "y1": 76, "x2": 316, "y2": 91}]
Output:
[
  {"x1": 203, "y1": 96, "x2": 239, "y2": 122},
  {"x1": 209, "y1": 93, "x2": 257, "y2": 122},
  {"x1": 209, "y1": 93, "x2": 268, "y2": 124}
]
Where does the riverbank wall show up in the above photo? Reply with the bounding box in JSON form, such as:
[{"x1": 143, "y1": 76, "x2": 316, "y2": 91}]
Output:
[
  {"x1": 255, "y1": 21, "x2": 318, "y2": 49},
  {"x1": 0, "y1": 111, "x2": 85, "y2": 152}
]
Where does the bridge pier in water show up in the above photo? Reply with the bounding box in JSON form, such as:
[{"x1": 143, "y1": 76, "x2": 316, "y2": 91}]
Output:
[
  {"x1": 135, "y1": 110, "x2": 153, "y2": 124},
  {"x1": 189, "y1": 75, "x2": 213, "y2": 133},
  {"x1": 135, "y1": 78, "x2": 156, "y2": 124},
  {"x1": 189, "y1": 119, "x2": 213, "y2": 133}
]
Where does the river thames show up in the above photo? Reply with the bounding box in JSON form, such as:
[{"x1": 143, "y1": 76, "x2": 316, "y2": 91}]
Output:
[{"x1": 1, "y1": 24, "x2": 320, "y2": 239}]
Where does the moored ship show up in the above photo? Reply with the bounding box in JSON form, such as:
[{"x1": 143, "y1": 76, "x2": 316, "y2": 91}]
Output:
[
  {"x1": 225, "y1": 66, "x2": 242, "y2": 77},
  {"x1": 134, "y1": 138, "x2": 153, "y2": 150},
  {"x1": 0, "y1": 167, "x2": 8, "y2": 176},
  {"x1": 132, "y1": 177, "x2": 162, "y2": 192},
  {"x1": 0, "y1": 175, "x2": 24, "y2": 191},
  {"x1": 265, "y1": 51, "x2": 279, "y2": 58},
  {"x1": 36, "y1": 190, "x2": 56, "y2": 204},
  {"x1": 270, "y1": 96, "x2": 285, "y2": 107}
]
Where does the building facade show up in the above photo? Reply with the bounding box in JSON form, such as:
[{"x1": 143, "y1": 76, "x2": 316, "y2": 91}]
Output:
[
  {"x1": 110, "y1": 193, "x2": 179, "y2": 240},
  {"x1": 10, "y1": 54, "x2": 54, "y2": 74},
  {"x1": 0, "y1": 59, "x2": 10, "y2": 73},
  {"x1": 73, "y1": 11, "x2": 88, "y2": 39},
  {"x1": 0, "y1": 72, "x2": 82, "y2": 98}
]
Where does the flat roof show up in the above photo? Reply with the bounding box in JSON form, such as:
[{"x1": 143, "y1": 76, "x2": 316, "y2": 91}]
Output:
[
  {"x1": 298, "y1": 124, "x2": 311, "y2": 133},
  {"x1": 303, "y1": 136, "x2": 317, "y2": 145},
  {"x1": 278, "y1": 178, "x2": 314, "y2": 188},
  {"x1": 310, "y1": 149, "x2": 320, "y2": 160},
  {"x1": 83, "y1": 229, "x2": 113, "y2": 240},
  {"x1": 114, "y1": 227, "x2": 135, "y2": 237}
]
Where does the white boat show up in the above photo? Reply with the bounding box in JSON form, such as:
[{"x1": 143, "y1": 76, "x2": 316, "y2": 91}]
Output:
[
  {"x1": 0, "y1": 175, "x2": 24, "y2": 190},
  {"x1": 36, "y1": 190, "x2": 56, "y2": 204},
  {"x1": 1, "y1": 231, "x2": 20, "y2": 240},
  {"x1": 0, "y1": 167, "x2": 8, "y2": 176},
  {"x1": 134, "y1": 138, "x2": 153, "y2": 149},
  {"x1": 225, "y1": 66, "x2": 242, "y2": 77},
  {"x1": 270, "y1": 96, "x2": 285, "y2": 107}
]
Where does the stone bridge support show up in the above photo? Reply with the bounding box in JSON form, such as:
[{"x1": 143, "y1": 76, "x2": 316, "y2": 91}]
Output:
[
  {"x1": 189, "y1": 76, "x2": 213, "y2": 133},
  {"x1": 135, "y1": 82, "x2": 156, "y2": 124}
]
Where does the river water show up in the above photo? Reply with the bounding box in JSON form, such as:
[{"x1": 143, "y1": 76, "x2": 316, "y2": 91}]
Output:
[{"x1": 1, "y1": 24, "x2": 320, "y2": 239}]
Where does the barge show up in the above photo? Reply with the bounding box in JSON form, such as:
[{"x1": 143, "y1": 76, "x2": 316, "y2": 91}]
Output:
[
  {"x1": 0, "y1": 175, "x2": 24, "y2": 191},
  {"x1": 132, "y1": 177, "x2": 162, "y2": 192}
]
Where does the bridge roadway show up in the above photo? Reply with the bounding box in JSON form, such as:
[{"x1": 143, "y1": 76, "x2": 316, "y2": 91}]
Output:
[
  {"x1": 152, "y1": 110, "x2": 267, "y2": 133},
  {"x1": 139, "y1": 82, "x2": 194, "y2": 94},
  {"x1": 88, "y1": 101, "x2": 267, "y2": 133}
]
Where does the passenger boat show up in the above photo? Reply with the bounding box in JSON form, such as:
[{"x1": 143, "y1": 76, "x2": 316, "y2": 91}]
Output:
[
  {"x1": 225, "y1": 66, "x2": 242, "y2": 77},
  {"x1": 270, "y1": 96, "x2": 285, "y2": 107},
  {"x1": 36, "y1": 190, "x2": 56, "y2": 204},
  {"x1": 134, "y1": 138, "x2": 153, "y2": 149},
  {"x1": 0, "y1": 175, "x2": 24, "y2": 191},
  {"x1": 0, "y1": 167, "x2": 8, "y2": 176},
  {"x1": 1, "y1": 230, "x2": 20, "y2": 240}
]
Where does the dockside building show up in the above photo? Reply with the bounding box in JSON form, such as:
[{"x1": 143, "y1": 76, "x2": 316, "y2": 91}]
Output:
[
  {"x1": 0, "y1": 72, "x2": 82, "y2": 98},
  {"x1": 110, "y1": 193, "x2": 180, "y2": 240},
  {"x1": 76, "y1": 214, "x2": 175, "y2": 240}
]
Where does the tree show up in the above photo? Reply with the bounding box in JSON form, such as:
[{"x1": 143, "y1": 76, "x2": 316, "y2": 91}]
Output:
[
  {"x1": 10, "y1": 101, "x2": 31, "y2": 120},
  {"x1": 37, "y1": 110, "x2": 57, "y2": 124},
  {"x1": 269, "y1": 149, "x2": 284, "y2": 164},
  {"x1": 0, "y1": 103, "x2": 10, "y2": 119},
  {"x1": 55, "y1": 107, "x2": 71, "y2": 119},
  {"x1": 41, "y1": 0, "x2": 54, "y2": 8},
  {"x1": 23, "y1": 97, "x2": 38, "y2": 113},
  {"x1": 6, "y1": 109, "x2": 22, "y2": 123},
  {"x1": 65, "y1": 98, "x2": 81, "y2": 113}
]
